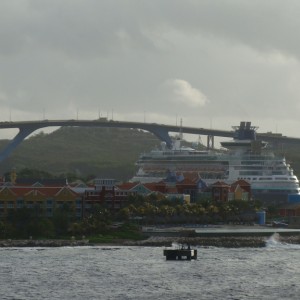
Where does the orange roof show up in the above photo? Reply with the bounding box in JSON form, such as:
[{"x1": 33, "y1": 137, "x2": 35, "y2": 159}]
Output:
[
  {"x1": 230, "y1": 183, "x2": 249, "y2": 193},
  {"x1": 184, "y1": 172, "x2": 201, "y2": 180},
  {"x1": 143, "y1": 183, "x2": 155, "y2": 191},
  {"x1": 232, "y1": 179, "x2": 251, "y2": 187},
  {"x1": 9, "y1": 186, "x2": 80, "y2": 197},
  {"x1": 176, "y1": 178, "x2": 196, "y2": 185},
  {"x1": 143, "y1": 183, "x2": 164, "y2": 191},
  {"x1": 0, "y1": 187, "x2": 17, "y2": 196},
  {"x1": 116, "y1": 182, "x2": 139, "y2": 191}
]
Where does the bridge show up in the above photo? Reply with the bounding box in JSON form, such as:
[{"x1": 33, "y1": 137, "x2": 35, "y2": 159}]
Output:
[{"x1": 0, "y1": 119, "x2": 299, "y2": 162}]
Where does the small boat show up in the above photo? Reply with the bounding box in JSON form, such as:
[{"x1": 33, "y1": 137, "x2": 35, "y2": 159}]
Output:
[
  {"x1": 272, "y1": 221, "x2": 288, "y2": 228},
  {"x1": 163, "y1": 244, "x2": 197, "y2": 260}
]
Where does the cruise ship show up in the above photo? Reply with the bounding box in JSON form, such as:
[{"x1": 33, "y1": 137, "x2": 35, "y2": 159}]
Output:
[{"x1": 131, "y1": 122, "x2": 300, "y2": 204}]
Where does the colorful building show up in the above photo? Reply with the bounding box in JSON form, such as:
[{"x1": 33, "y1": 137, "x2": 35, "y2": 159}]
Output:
[{"x1": 0, "y1": 179, "x2": 82, "y2": 219}]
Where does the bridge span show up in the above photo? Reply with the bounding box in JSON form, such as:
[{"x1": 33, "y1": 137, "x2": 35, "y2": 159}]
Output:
[{"x1": 0, "y1": 119, "x2": 299, "y2": 162}]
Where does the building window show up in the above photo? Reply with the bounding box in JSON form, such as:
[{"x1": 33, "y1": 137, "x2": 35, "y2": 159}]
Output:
[
  {"x1": 7, "y1": 202, "x2": 14, "y2": 209},
  {"x1": 17, "y1": 200, "x2": 24, "y2": 208},
  {"x1": 47, "y1": 200, "x2": 53, "y2": 207}
]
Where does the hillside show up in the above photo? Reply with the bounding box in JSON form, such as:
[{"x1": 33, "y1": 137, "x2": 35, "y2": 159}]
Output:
[
  {"x1": 1, "y1": 127, "x2": 300, "y2": 181},
  {"x1": 0, "y1": 127, "x2": 160, "y2": 181}
]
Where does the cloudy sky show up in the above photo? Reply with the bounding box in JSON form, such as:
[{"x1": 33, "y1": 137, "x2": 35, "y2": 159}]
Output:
[{"x1": 1, "y1": 0, "x2": 300, "y2": 140}]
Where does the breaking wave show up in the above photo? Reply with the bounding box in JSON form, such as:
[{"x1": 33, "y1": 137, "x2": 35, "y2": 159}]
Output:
[{"x1": 266, "y1": 233, "x2": 300, "y2": 249}]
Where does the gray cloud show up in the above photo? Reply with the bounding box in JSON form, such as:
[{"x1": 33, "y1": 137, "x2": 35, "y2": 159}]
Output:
[{"x1": 0, "y1": 0, "x2": 300, "y2": 138}]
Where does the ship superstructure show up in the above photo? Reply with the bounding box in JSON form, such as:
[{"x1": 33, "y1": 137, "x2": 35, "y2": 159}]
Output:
[
  {"x1": 220, "y1": 122, "x2": 299, "y2": 204},
  {"x1": 131, "y1": 122, "x2": 300, "y2": 204}
]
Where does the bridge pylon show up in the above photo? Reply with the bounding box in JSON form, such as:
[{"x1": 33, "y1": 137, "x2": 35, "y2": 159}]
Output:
[{"x1": 207, "y1": 135, "x2": 214, "y2": 149}]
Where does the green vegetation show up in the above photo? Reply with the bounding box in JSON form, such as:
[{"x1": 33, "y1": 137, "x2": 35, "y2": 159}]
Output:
[
  {"x1": 0, "y1": 194, "x2": 262, "y2": 242},
  {"x1": 0, "y1": 127, "x2": 159, "y2": 181},
  {"x1": 1, "y1": 126, "x2": 300, "y2": 182},
  {"x1": 116, "y1": 194, "x2": 262, "y2": 225},
  {"x1": 0, "y1": 204, "x2": 145, "y2": 242},
  {"x1": 88, "y1": 223, "x2": 145, "y2": 243}
]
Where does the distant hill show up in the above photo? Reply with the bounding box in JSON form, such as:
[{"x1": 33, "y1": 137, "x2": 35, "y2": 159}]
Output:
[
  {"x1": 1, "y1": 126, "x2": 300, "y2": 181},
  {"x1": 0, "y1": 127, "x2": 161, "y2": 181}
]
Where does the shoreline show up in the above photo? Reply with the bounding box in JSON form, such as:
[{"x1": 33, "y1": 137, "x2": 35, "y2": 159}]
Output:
[
  {"x1": 123, "y1": 234, "x2": 300, "y2": 247},
  {"x1": 0, "y1": 239, "x2": 90, "y2": 248},
  {"x1": 2, "y1": 225, "x2": 300, "y2": 248},
  {"x1": 2, "y1": 234, "x2": 300, "y2": 248}
]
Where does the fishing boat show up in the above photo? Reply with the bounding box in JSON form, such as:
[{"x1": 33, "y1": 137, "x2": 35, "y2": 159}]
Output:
[{"x1": 163, "y1": 244, "x2": 197, "y2": 260}]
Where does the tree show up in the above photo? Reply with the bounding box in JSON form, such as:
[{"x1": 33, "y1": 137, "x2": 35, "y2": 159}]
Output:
[
  {"x1": 52, "y1": 203, "x2": 75, "y2": 236},
  {"x1": 7, "y1": 207, "x2": 33, "y2": 238}
]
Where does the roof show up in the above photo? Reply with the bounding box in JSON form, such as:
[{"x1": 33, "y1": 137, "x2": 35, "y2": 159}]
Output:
[
  {"x1": 176, "y1": 177, "x2": 196, "y2": 185},
  {"x1": 211, "y1": 181, "x2": 230, "y2": 187},
  {"x1": 116, "y1": 182, "x2": 139, "y2": 191},
  {"x1": 4, "y1": 186, "x2": 80, "y2": 197},
  {"x1": 15, "y1": 178, "x2": 67, "y2": 187},
  {"x1": 179, "y1": 172, "x2": 201, "y2": 182},
  {"x1": 231, "y1": 179, "x2": 251, "y2": 187},
  {"x1": 229, "y1": 184, "x2": 247, "y2": 193}
]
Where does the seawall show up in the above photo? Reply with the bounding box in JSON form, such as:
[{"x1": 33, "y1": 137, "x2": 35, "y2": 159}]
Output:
[
  {"x1": 0, "y1": 239, "x2": 90, "y2": 247},
  {"x1": 133, "y1": 225, "x2": 300, "y2": 247}
]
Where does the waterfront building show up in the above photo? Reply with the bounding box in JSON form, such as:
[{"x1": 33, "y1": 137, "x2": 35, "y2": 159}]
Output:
[
  {"x1": 0, "y1": 172, "x2": 251, "y2": 220},
  {"x1": 198, "y1": 179, "x2": 251, "y2": 203},
  {"x1": 0, "y1": 179, "x2": 82, "y2": 219},
  {"x1": 228, "y1": 180, "x2": 251, "y2": 201},
  {"x1": 279, "y1": 203, "x2": 300, "y2": 218},
  {"x1": 210, "y1": 181, "x2": 231, "y2": 202},
  {"x1": 82, "y1": 178, "x2": 130, "y2": 216}
]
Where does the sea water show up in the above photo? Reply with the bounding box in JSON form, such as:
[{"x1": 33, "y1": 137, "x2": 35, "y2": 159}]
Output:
[{"x1": 0, "y1": 234, "x2": 300, "y2": 300}]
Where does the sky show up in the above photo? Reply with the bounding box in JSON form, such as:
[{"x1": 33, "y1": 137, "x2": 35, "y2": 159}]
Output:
[{"x1": 1, "y1": 0, "x2": 300, "y2": 140}]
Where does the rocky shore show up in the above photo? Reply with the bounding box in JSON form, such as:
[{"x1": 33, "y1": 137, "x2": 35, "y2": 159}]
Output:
[
  {"x1": 124, "y1": 234, "x2": 300, "y2": 248},
  {"x1": 0, "y1": 239, "x2": 90, "y2": 247},
  {"x1": 1, "y1": 236, "x2": 300, "y2": 248},
  {"x1": 2, "y1": 230, "x2": 300, "y2": 248}
]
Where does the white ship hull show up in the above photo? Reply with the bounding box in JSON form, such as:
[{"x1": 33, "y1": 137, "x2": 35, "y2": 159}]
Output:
[{"x1": 131, "y1": 122, "x2": 300, "y2": 204}]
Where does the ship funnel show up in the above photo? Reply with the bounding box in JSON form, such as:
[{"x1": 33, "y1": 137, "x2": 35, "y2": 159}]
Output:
[{"x1": 233, "y1": 121, "x2": 257, "y2": 140}]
